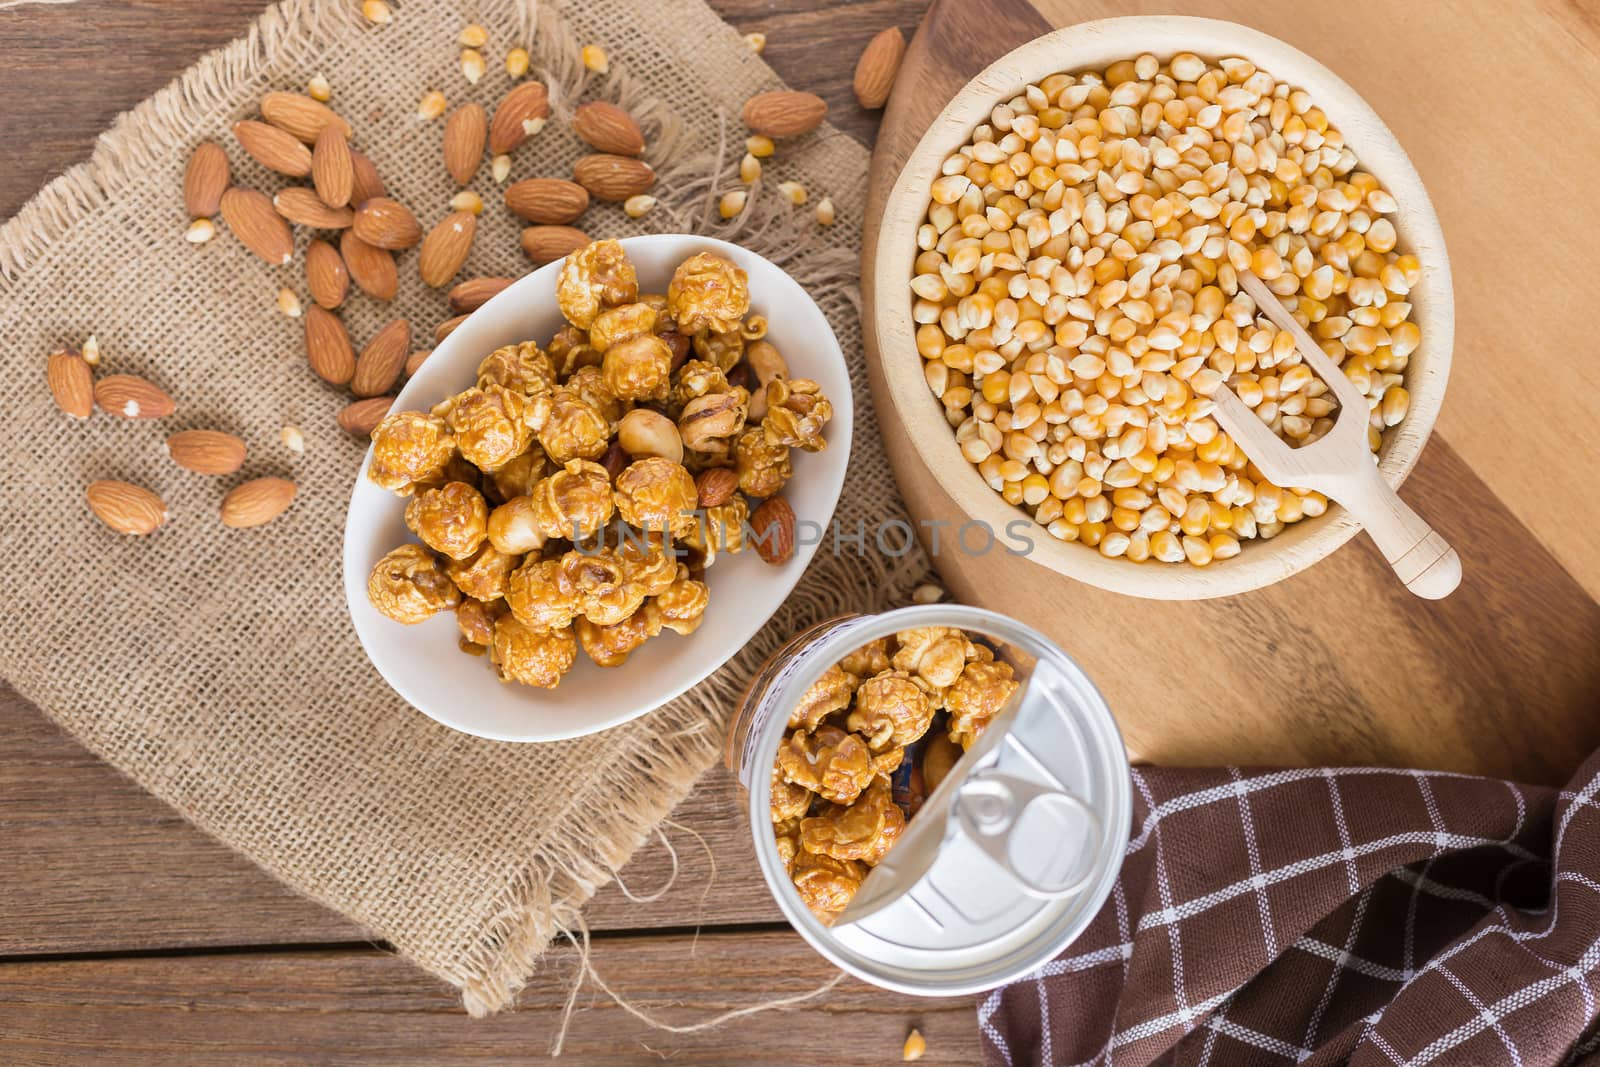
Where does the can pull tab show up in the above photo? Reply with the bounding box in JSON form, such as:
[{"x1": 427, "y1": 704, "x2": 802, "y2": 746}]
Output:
[{"x1": 953, "y1": 769, "x2": 1102, "y2": 898}]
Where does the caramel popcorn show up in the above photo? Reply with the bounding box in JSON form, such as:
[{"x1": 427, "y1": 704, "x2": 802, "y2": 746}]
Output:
[
  {"x1": 691, "y1": 328, "x2": 744, "y2": 371},
  {"x1": 601, "y1": 333, "x2": 673, "y2": 402},
  {"x1": 762, "y1": 378, "x2": 832, "y2": 453},
  {"x1": 557, "y1": 546, "x2": 650, "y2": 627},
  {"x1": 448, "y1": 541, "x2": 519, "y2": 601},
  {"x1": 670, "y1": 359, "x2": 729, "y2": 415},
  {"x1": 891, "y1": 627, "x2": 975, "y2": 690},
  {"x1": 455, "y1": 597, "x2": 507, "y2": 646},
  {"x1": 838, "y1": 637, "x2": 891, "y2": 678},
  {"x1": 505, "y1": 555, "x2": 582, "y2": 632},
  {"x1": 791, "y1": 850, "x2": 865, "y2": 925},
  {"x1": 533, "y1": 458, "x2": 614, "y2": 541},
  {"x1": 679, "y1": 387, "x2": 750, "y2": 455},
  {"x1": 490, "y1": 614, "x2": 577, "y2": 688},
  {"x1": 576, "y1": 604, "x2": 662, "y2": 668},
  {"x1": 443, "y1": 385, "x2": 541, "y2": 472},
  {"x1": 367, "y1": 543, "x2": 460, "y2": 623},
  {"x1": 654, "y1": 569, "x2": 709, "y2": 635},
  {"x1": 618, "y1": 535, "x2": 681, "y2": 599},
  {"x1": 675, "y1": 497, "x2": 746, "y2": 567},
  {"x1": 734, "y1": 426, "x2": 792, "y2": 498},
  {"x1": 774, "y1": 815, "x2": 804, "y2": 874},
  {"x1": 667, "y1": 251, "x2": 750, "y2": 334},
  {"x1": 946, "y1": 659, "x2": 1019, "y2": 750},
  {"x1": 589, "y1": 302, "x2": 658, "y2": 352},
  {"x1": 538, "y1": 387, "x2": 611, "y2": 464},
  {"x1": 477, "y1": 341, "x2": 556, "y2": 396},
  {"x1": 404, "y1": 481, "x2": 488, "y2": 560},
  {"x1": 789, "y1": 664, "x2": 856, "y2": 731},
  {"x1": 556, "y1": 238, "x2": 638, "y2": 329},
  {"x1": 613, "y1": 457, "x2": 697, "y2": 536},
  {"x1": 777, "y1": 725, "x2": 879, "y2": 807},
  {"x1": 848, "y1": 671, "x2": 937, "y2": 752},
  {"x1": 800, "y1": 776, "x2": 905, "y2": 865},
  {"x1": 367, "y1": 411, "x2": 456, "y2": 494},
  {"x1": 772, "y1": 766, "x2": 813, "y2": 822},
  {"x1": 564, "y1": 364, "x2": 627, "y2": 425},
  {"x1": 546, "y1": 324, "x2": 600, "y2": 379},
  {"x1": 485, "y1": 449, "x2": 546, "y2": 503}
]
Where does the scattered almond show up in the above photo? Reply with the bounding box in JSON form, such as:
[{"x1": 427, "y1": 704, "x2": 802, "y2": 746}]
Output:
[
  {"x1": 488, "y1": 81, "x2": 550, "y2": 154},
  {"x1": 221, "y1": 477, "x2": 297, "y2": 529},
  {"x1": 750, "y1": 495, "x2": 796, "y2": 564},
  {"x1": 280, "y1": 424, "x2": 306, "y2": 453},
  {"x1": 349, "y1": 149, "x2": 386, "y2": 203},
  {"x1": 815, "y1": 196, "x2": 835, "y2": 225},
  {"x1": 232, "y1": 119, "x2": 313, "y2": 177},
  {"x1": 312, "y1": 125, "x2": 354, "y2": 207},
  {"x1": 339, "y1": 231, "x2": 398, "y2": 300},
  {"x1": 165, "y1": 429, "x2": 247, "y2": 475},
  {"x1": 718, "y1": 189, "x2": 747, "y2": 219},
  {"x1": 352, "y1": 319, "x2": 412, "y2": 396},
  {"x1": 443, "y1": 103, "x2": 487, "y2": 186},
  {"x1": 744, "y1": 32, "x2": 766, "y2": 54},
  {"x1": 405, "y1": 348, "x2": 434, "y2": 376},
  {"x1": 304, "y1": 305, "x2": 356, "y2": 385},
  {"x1": 745, "y1": 134, "x2": 775, "y2": 159},
  {"x1": 339, "y1": 395, "x2": 395, "y2": 436},
  {"x1": 305, "y1": 238, "x2": 350, "y2": 309},
  {"x1": 417, "y1": 90, "x2": 448, "y2": 121},
  {"x1": 361, "y1": 0, "x2": 391, "y2": 24},
  {"x1": 739, "y1": 153, "x2": 761, "y2": 183},
  {"x1": 183, "y1": 141, "x2": 230, "y2": 217},
  {"x1": 87, "y1": 480, "x2": 168, "y2": 536},
  {"x1": 778, "y1": 180, "x2": 807, "y2": 205},
  {"x1": 852, "y1": 26, "x2": 905, "y2": 110},
  {"x1": 273, "y1": 187, "x2": 355, "y2": 229},
  {"x1": 94, "y1": 374, "x2": 175, "y2": 420},
  {"x1": 519, "y1": 225, "x2": 590, "y2": 264},
  {"x1": 572, "y1": 101, "x2": 644, "y2": 156},
  {"x1": 742, "y1": 90, "x2": 827, "y2": 137},
  {"x1": 352, "y1": 197, "x2": 422, "y2": 249},
  {"x1": 185, "y1": 218, "x2": 216, "y2": 243},
  {"x1": 46, "y1": 348, "x2": 94, "y2": 419},
  {"x1": 447, "y1": 276, "x2": 512, "y2": 314},
  {"x1": 461, "y1": 48, "x2": 486, "y2": 84},
  {"x1": 505, "y1": 47, "x2": 530, "y2": 79},
  {"x1": 307, "y1": 74, "x2": 332, "y2": 102},
  {"x1": 276, "y1": 287, "x2": 304, "y2": 318},
  {"x1": 458, "y1": 23, "x2": 488, "y2": 47},
  {"x1": 695, "y1": 467, "x2": 738, "y2": 508},
  {"x1": 81, "y1": 335, "x2": 102, "y2": 367},
  {"x1": 417, "y1": 211, "x2": 476, "y2": 288},
  {"x1": 581, "y1": 43, "x2": 608, "y2": 74},
  {"x1": 572, "y1": 154, "x2": 654, "y2": 202},
  {"x1": 623, "y1": 194, "x2": 656, "y2": 218},
  {"x1": 220, "y1": 187, "x2": 294, "y2": 264},
  {"x1": 260, "y1": 91, "x2": 352, "y2": 143},
  {"x1": 504, "y1": 177, "x2": 589, "y2": 224},
  {"x1": 491, "y1": 153, "x2": 512, "y2": 183},
  {"x1": 434, "y1": 314, "x2": 470, "y2": 341}
]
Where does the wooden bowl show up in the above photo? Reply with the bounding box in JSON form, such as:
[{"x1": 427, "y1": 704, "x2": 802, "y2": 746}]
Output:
[{"x1": 867, "y1": 16, "x2": 1454, "y2": 599}]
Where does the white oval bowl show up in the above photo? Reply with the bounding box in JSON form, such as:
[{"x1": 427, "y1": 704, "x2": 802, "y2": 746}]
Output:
[
  {"x1": 870, "y1": 17, "x2": 1454, "y2": 599},
  {"x1": 343, "y1": 235, "x2": 853, "y2": 742}
]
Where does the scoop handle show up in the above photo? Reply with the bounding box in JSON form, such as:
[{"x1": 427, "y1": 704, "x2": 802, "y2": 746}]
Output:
[{"x1": 1325, "y1": 460, "x2": 1462, "y2": 599}]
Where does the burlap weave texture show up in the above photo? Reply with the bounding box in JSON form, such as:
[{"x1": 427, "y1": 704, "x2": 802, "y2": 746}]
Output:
[{"x1": 0, "y1": 0, "x2": 922, "y2": 1014}]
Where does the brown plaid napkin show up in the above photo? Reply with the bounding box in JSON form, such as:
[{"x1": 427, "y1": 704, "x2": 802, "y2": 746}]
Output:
[{"x1": 981, "y1": 753, "x2": 1600, "y2": 1066}]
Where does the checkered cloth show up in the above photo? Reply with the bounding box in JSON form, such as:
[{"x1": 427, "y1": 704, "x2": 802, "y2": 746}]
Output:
[{"x1": 980, "y1": 753, "x2": 1600, "y2": 1066}]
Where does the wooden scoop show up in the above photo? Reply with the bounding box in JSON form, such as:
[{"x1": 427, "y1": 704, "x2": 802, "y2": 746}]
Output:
[{"x1": 1207, "y1": 269, "x2": 1461, "y2": 599}]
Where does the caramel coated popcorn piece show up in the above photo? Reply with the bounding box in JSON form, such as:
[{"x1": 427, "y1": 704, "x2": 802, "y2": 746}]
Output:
[
  {"x1": 490, "y1": 615, "x2": 577, "y2": 688},
  {"x1": 533, "y1": 458, "x2": 615, "y2": 541},
  {"x1": 666, "y1": 251, "x2": 750, "y2": 334},
  {"x1": 691, "y1": 328, "x2": 744, "y2": 372},
  {"x1": 791, "y1": 850, "x2": 864, "y2": 925},
  {"x1": 446, "y1": 543, "x2": 520, "y2": 602},
  {"x1": 892, "y1": 627, "x2": 975, "y2": 691},
  {"x1": 404, "y1": 480, "x2": 488, "y2": 560},
  {"x1": 837, "y1": 637, "x2": 891, "y2": 678},
  {"x1": 443, "y1": 385, "x2": 541, "y2": 472},
  {"x1": 601, "y1": 333, "x2": 673, "y2": 402},
  {"x1": 613, "y1": 457, "x2": 697, "y2": 536},
  {"x1": 477, "y1": 341, "x2": 556, "y2": 396},
  {"x1": 576, "y1": 604, "x2": 662, "y2": 667},
  {"x1": 847, "y1": 671, "x2": 936, "y2": 752},
  {"x1": 485, "y1": 449, "x2": 546, "y2": 503},
  {"x1": 367, "y1": 543, "x2": 460, "y2": 623},
  {"x1": 675, "y1": 496, "x2": 746, "y2": 567},
  {"x1": 733, "y1": 426, "x2": 791, "y2": 498},
  {"x1": 547, "y1": 323, "x2": 600, "y2": 378},
  {"x1": 762, "y1": 377, "x2": 832, "y2": 453},
  {"x1": 589, "y1": 302, "x2": 657, "y2": 353},
  {"x1": 772, "y1": 765, "x2": 813, "y2": 823},
  {"x1": 367, "y1": 411, "x2": 455, "y2": 494},
  {"x1": 777, "y1": 725, "x2": 878, "y2": 806},
  {"x1": 670, "y1": 359, "x2": 729, "y2": 416},
  {"x1": 618, "y1": 535, "x2": 680, "y2": 599},
  {"x1": 946, "y1": 659, "x2": 1019, "y2": 750},
  {"x1": 557, "y1": 545, "x2": 649, "y2": 626},
  {"x1": 564, "y1": 364, "x2": 626, "y2": 425},
  {"x1": 505, "y1": 556, "x2": 581, "y2": 631},
  {"x1": 556, "y1": 239, "x2": 638, "y2": 329},
  {"x1": 774, "y1": 815, "x2": 804, "y2": 874},
  {"x1": 789, "y1": 663, "x2": 856, "y2": 731},
  {"x1": 654, "y1": 568, "x2": 709, "y2": 635},
  {"x1": 800, "y1": 775, "x2": 906, "y2": 865},
  {"x1": 455, "y1": 597, "x2": 508, "y2": 646},
  {"x1": 538, "y1": 387, "x2": 611, "y2": 464}
]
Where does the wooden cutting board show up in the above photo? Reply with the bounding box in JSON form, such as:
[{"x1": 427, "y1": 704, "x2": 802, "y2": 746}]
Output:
[{"x1": 862, "y1": 0, "x2": 1600, "y2": 783}]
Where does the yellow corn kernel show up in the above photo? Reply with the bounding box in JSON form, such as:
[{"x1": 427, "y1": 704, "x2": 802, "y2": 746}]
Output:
[
  {"x1": 361, "y1": 0, "x2": 392, "y2": 24},
  {"x1": 747, "y1": 134, "x2": 776, "y2": 159},
  {"x1": 815, "y1": 197, "x2": 836, "y2": 225},
  {"x1": 458, "y1": 23, "x2": 488, "y2": 47},
  {"x1": 460, "y1": 48, "x2": 486, "y2": 84},
  {"x1": 307, "y1": 74, "x2": 332, "y2": 102},
  {"x1": 1021, "y1": 473, "x2": 1050, "y2": 507},
  {"x1": 416, "y1": 89, "x2": 447, "y2": 120},
  {"x1": 275, "y1": 287, "x2": 302, "y2": 318},
  {"x1": 718, "y1": 190, "x2": 747, "y2": 219},
  {"x1": 624, "y1": 194, "x2": 657, "y2": 219},
  {"x1": 1111, "y1": 507, "x2": 1141, "y2": 532},
  {"x1": 184, "y1": 217, "x2": 216, "y2": 243},
  {"x1": 1080, "y1": 522, "x2": 1107, "y2": 547},
  {"x1": 1380, "y1": 385, "x2": 1409, "y2": 427},
  {"x1": 449, "y1": 190, "x2": 484, "y2": 215},
  {"x1": 744, "y1": 32, "x2": 767, "y2": 54},
  {"x1": 491, "y1": 153, "x2": 513, "y2": 183},
  {"x1": 582, "y1": 43, "x2": 609, "y2": 73},
  {"x1": 740, "y1": 153, "x2": 762, "y2": 184},
  {"x1": 1209, "y1": 532, "x2": 1241, "y2": 560},
  {"x1": 1151, "y1": 529, "x2": 1184, "y2": 563},
  {"x1": 1182, "y1": 534, "x2": 1213, "y2": 566},
  {"x1": 1179, "y1": 497, "x2": 1211, "y2": 536},
  {"x1": 505, "y1": 47, "x2": 531, "y2": 79}
]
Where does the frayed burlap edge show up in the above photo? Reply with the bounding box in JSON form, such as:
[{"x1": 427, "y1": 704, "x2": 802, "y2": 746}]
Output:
[{"x1": 1, "y1": 0, "x2": 926, "y2": 1018}]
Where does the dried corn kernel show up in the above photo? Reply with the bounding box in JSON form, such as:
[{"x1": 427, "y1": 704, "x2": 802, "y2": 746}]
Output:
[
  {"x1": 307, "y1": 74, "x2": 332, "y2": 102},
  {"x1": 815, "y1": 196, "x2": 835, "y2": 225},
  {"x1": 739, "y1": 153, "x2": 761, "y2": 184},
  {"x1": 458, "y1": 23, "x2": 488, "y2": 48},
  {"x1": 450, "y1": 190, "x2": 485, "y2": 215},
  {"x1": 276, "y1": 287, "x2": 303, "y2": 318},
  {"x1": 185, "y1": 217, "x2": 215, "y2": 243},
  {"x1": 81, "y1": 334, "x2": 101, "y2": 366},
  {"x1": 624, "y1": 194, "x2": 657, "y2": 218},
  {"x1": 280, "y1": 424, "x2": 306, "y2": 454},
  {"x1": 491, "y1": 153, "x2": 512, "y2": 183},
  {"x1": 746, "y1": 134, "x2": 776, "y2": 158},
  {"x1": 416, "y1": 90, "x2": 448, "y2": 120},
  {"x1": 744, "y1": 32, "x2": 766, "y2": 54},
  {"x1": 504, "y1": 47, "x2": 530, "y2": 79},
  {"x1": 777, "y1": 181, "x2": 807, "y2": 205},
  {"x1": 582, "y1": 44, "x2": 609, "y2": 74},
  {"x1": 719, "y1": 189, "x2": 747, "y2": 218},
  {"x1": 460, "y1": 48, "x2": 486, "y2": 84},
  {"x1": 902, "y1": 1028, "x2": 927, "y2": 1061},
  {"x1": 361, "y1": 0, "x2": 392, "y2": 24}
]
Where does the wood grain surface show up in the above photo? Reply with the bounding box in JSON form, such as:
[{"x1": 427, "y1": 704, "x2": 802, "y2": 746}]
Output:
[{"x1": 864, "y1": 0, "x2": 1600, "y2": 782}]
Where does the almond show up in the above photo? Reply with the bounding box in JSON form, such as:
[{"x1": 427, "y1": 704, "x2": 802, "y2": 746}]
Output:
[
  {"x1": 339, "y1": 231, "x2": 398, "y2": 301},
  {"x1": 749, "y1": 495, "x2": 796, "y2": 564},
  {"x1": 352, "y1": 197, "x2": 422, "y2": 250},
  {"x1": 443, "y1": 102, "x2": 487, "y2": 186},
  {"x1": 405, "y1": 348, "x2": 433, "y2": 376},
  {"x1": 220, "y1": 187, "x2": 293, "y2": 265},
  {"x1": 312, "y1": 125, "x2": 354, "y2": 207},
  {"x1": 273, "y1": 187, "x2": 355, "y2": 229},
  {"x1": 260, "y1": 91, "x2": 352, "y2": 144},
  {"x1": 447, "y1": 276, "x2": 512, "y2": 314},
  {"x1": 87, "y1": 480, "x2": 168, "y2": 536},
  {"x1": 352, "y1": 319, "x2": 411, "y2": 397},
  {"x1": 572, "y1": 101, "x2": 644, "y2": 156},
  {"x1": 852, "y1": 26, "x2": 905, "y2": 109},
  {"x1": 417, "y1": 211, "x2": 476, "y2": 288},
  {"x1": 165, "y1": 429, "x2": 247, "y2": 475},
  {"x1": 434, "y1": 314, "x2": 469, "y2": 342},
  {"x1": 338, "y1": 395, "x2": 395, "y2": 436},
  {"x1": 520, "y1": 225, "x2": 591, "y2": 264},
  {"x1": 741, "y1": 90, "x2": 827, "y2": 137},
  {"x1": 504, "y1": 178, "x2": 589, "y2": 224},
  {"x1": 305, "y1": 238, "x2": 350, "y2": 309},
  {"x1": 94, "y1": 374, "x2": 175, "y2": 420},
  {"x1": 304, "y1": 305, "x2": 355, "y2": 385},
  {"x1": 488, "y1": 81, "x2": 550, "y2": 154},
  {"x1": 220, "y1": 477, "x2": 297, "y2": 529},
  {"x1": 183, "y1": 141, "x2": 230, "y2": 217},
  {"x1": 572, "y1": 154, "x2": 654, "y2": 202},
  {"x1": 46, "y1": 349, "x2": 94, "y2": 419},
  {"x1": 349, "y1": 149, "x2": 386, "y2": 203},
  {"x1": 695, "y1": 467, "x2": 738, "y2": 508},
  {"x1": 232, "y1": 119, "x2": 313, "y2": 177}
]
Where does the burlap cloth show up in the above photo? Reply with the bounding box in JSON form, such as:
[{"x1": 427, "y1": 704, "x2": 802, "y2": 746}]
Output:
[{"x1": 0, "y1": 0, "x2": 923, "y2": 1015}]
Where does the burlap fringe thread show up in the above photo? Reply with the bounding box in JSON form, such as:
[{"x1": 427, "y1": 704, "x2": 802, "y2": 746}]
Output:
[{"x1": 0, "y1": 0, "x2": 927, "y2": 1035}]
